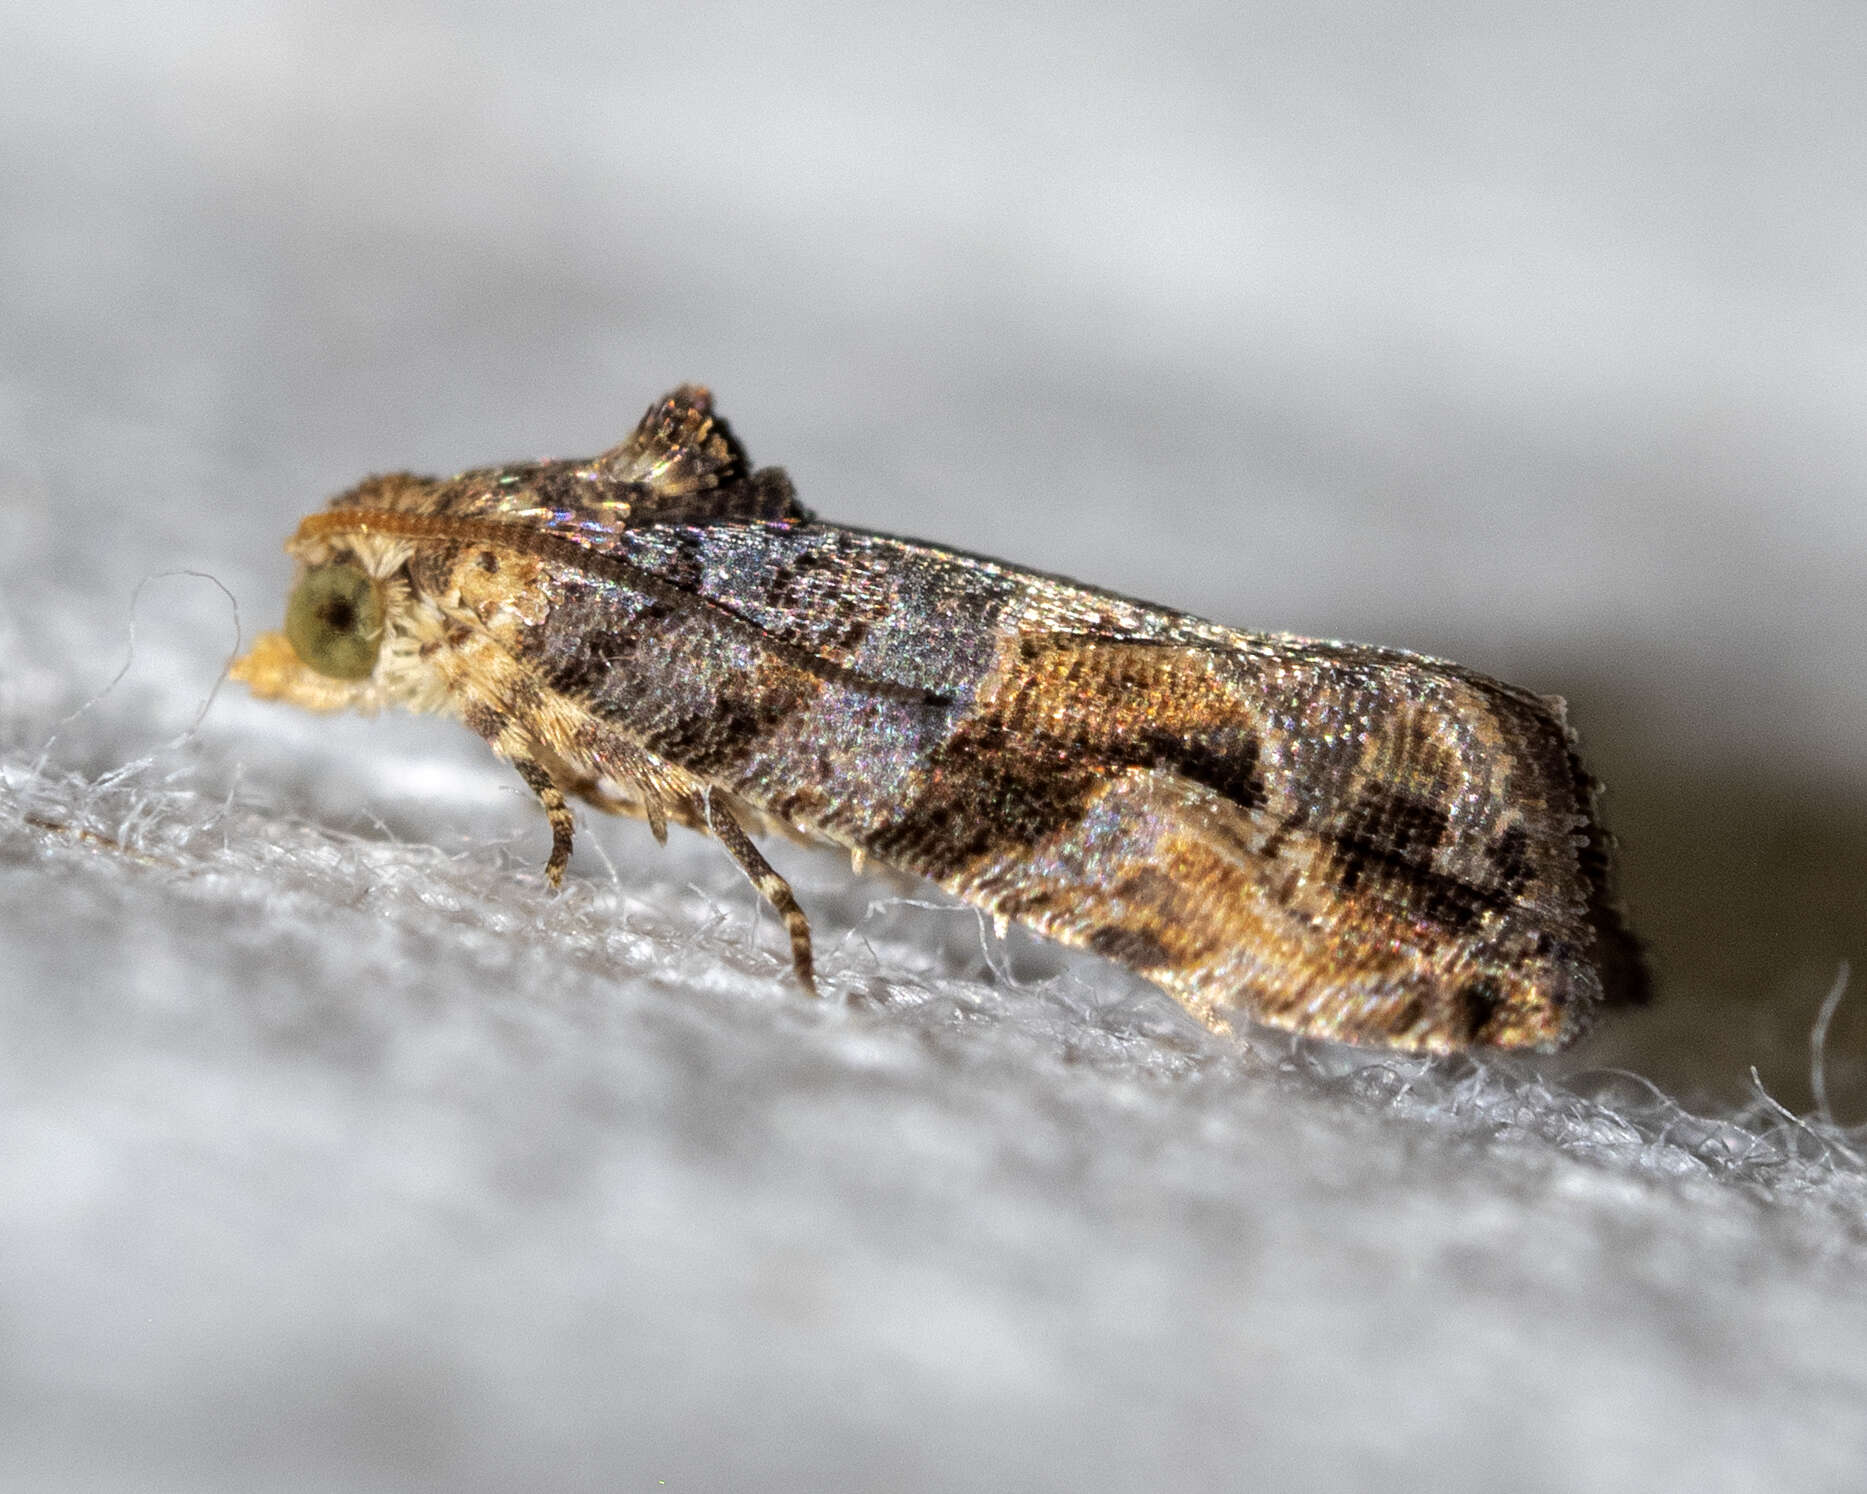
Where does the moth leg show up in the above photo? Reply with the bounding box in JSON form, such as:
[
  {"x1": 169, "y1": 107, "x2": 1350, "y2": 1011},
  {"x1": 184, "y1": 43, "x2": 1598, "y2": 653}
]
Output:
[
  {"x1": 704, "y1": 793, "x2": 817, "y2": 995},
  {"x1": 461, "y1": 702, "x2": 576, "y2": 889},
  {"x1": 512, "y1": 757, "x2": 575, "y2": 889}
]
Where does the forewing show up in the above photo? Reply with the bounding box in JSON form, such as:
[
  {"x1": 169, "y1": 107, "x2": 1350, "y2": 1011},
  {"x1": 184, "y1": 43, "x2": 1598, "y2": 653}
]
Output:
[
  {"x1": 508, "y1": 514, "x2": 1635, "y2": 1051},
  {"x1": 940, "y1": 633, "x2": 1636, "y2": 1050}
]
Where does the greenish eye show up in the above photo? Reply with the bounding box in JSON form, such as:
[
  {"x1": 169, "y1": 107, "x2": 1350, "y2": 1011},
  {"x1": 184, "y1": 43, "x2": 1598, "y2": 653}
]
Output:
[{"x1": 285, "y1": 562, "x2": 384, "y2": 679}]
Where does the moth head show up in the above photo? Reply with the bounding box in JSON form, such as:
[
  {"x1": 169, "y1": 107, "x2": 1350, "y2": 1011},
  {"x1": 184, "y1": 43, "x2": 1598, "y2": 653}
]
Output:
[{"x1": 232, "y1": 540, "x2": 405, "y2": 711}]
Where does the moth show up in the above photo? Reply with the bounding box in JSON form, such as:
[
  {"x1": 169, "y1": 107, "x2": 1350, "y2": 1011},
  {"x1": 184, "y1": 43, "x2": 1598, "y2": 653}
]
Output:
[{"x1": 233, "y1": 386, "x2": 1644, "y2": 1052}]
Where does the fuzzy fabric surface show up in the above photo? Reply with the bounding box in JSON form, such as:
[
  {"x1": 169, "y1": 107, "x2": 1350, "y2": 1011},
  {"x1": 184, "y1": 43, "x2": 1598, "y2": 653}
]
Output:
[{"x1": 4, "y1": 4, "x2": 1866, "y2": 1490}]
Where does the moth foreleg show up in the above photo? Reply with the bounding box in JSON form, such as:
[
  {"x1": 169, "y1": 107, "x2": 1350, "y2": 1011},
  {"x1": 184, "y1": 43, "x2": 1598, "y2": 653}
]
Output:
[
  {"x1": 512, "y1": 757, "x2": 575, "y2": 889},
  {"x1": 704, "y1": 792, "x2": 817, "y2": 995}
]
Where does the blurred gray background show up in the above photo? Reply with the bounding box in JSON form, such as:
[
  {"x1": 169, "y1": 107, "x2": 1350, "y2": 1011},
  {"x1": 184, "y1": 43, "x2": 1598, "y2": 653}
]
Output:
[{"x1": 4, "y1": 3, "x2": 1866, "y2": 1490}]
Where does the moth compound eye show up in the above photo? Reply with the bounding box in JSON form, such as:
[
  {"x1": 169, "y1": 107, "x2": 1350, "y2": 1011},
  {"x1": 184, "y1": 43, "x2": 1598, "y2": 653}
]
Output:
[{"x1": 284, "y1": 562, "x2": 384, "y2": 679}]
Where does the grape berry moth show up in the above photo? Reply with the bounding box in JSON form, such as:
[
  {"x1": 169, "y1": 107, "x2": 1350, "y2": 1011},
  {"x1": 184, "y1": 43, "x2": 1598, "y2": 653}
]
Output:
[{"x1": 232, "y1": 386, "x2": 1644, "y2": 1051}]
